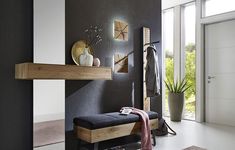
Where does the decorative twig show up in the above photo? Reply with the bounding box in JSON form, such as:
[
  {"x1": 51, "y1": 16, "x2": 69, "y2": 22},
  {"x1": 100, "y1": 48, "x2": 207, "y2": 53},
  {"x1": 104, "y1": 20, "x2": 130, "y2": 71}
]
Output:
[{"x1": 84, "y1": 25, "x2": 103, "y2": 48}]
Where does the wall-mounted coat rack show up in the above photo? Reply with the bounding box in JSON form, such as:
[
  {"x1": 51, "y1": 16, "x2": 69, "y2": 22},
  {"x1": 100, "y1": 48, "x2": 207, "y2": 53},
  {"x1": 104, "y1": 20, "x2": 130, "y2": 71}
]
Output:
[
  {"x1": 144, "y1": 41, "x2": 160, "y2": 53},
  {"x1": 143, "y1": 27, "x2": 151, "y2": 111},
  {"x1": 142, "y1": 27, "x2": 161, "y2": 111},
  {"x1": 144, "y1": 41, "x2": 160, "y2": 46}
]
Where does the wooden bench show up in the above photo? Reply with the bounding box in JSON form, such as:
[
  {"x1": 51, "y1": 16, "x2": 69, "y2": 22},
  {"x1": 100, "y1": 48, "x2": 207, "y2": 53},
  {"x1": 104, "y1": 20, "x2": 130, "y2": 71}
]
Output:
[{"x1": 73, "y1": 112, "x2": 158, "y2": 149}]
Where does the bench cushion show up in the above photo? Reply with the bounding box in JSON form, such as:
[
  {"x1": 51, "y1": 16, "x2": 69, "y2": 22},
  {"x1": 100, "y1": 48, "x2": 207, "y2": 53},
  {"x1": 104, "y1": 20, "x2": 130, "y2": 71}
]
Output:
[{"x1": 73, "y1": 111, "x2": 158, "y2": 129}]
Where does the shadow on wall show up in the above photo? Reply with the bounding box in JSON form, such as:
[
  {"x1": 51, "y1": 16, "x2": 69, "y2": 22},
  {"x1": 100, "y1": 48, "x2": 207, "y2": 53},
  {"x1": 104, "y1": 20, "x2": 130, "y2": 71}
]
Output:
[
  {"x1": 65, "y1": 65, "x2": 137, "y2": 149},
  {"x1": 65, "y1": 64, "x2": 135, "y2": 131}
]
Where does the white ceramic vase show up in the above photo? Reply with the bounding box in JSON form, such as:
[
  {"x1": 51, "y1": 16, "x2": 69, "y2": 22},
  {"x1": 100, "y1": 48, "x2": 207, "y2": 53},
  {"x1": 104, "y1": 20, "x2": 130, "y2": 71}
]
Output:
[{"x1": 79, "y1": 48, "x2": 93, "y2": 66}]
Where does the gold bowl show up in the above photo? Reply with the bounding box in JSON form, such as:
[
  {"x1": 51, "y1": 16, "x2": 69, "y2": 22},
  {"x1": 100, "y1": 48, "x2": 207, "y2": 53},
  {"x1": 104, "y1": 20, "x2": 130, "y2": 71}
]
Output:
[{"x1": 71, "y1": 40, "x2": 93, "y2": 65}]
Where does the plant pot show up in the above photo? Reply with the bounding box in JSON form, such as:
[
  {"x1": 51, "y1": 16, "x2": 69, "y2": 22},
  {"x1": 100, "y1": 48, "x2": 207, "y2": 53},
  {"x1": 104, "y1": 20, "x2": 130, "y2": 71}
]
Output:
[{"x1": 168, "y1": 92, "x2": 184, "y2": 122}]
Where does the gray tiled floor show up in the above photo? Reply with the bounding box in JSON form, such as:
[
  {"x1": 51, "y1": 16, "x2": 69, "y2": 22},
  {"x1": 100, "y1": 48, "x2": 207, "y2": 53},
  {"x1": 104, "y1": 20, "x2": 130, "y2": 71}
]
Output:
[{"x1": 156, "y1": 118, "x2": 235, "y2": 150}]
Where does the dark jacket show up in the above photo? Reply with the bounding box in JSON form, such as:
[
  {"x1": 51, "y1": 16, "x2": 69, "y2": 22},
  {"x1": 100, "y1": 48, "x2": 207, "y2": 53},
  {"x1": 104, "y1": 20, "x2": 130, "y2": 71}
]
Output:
[{"x1": 145, "y1": 46, "x2": 160, "y2": 97}]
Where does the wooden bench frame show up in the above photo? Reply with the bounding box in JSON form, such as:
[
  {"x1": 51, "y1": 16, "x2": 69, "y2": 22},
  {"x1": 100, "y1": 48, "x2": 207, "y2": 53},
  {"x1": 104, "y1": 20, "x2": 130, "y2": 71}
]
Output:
[{"x1": 74, "y1": 118, "x2": 158, "y2": 149}]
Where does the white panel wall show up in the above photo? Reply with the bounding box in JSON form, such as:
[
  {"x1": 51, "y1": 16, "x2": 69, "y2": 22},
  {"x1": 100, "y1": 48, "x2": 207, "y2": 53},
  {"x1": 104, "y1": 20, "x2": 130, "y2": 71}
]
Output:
[
  {"x1": 34, "y1": 0, "x2": 65, "y2": 123},
  {"x1": 162, "y1": 0, "x2": 194, "y2": 10}
]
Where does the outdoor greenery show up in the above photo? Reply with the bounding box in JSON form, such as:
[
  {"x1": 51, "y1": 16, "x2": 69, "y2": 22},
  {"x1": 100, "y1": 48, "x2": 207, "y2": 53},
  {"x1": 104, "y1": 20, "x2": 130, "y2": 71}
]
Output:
[{"x1": 165, "y1": 43, "x2": 196, "y2": 117}]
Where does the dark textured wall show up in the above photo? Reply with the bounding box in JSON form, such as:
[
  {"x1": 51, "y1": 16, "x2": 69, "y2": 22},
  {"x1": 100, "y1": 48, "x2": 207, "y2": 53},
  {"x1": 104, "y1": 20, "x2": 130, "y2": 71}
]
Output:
[
  {"x1": 0, "y1": 0, "x2": 33, "y2": 150},
  {"x1": 0, "y1": 0, "x2": 161, "y2": 149},
  {"x1": 65, "y1": 0, "x2": 162, "y2": 132}
]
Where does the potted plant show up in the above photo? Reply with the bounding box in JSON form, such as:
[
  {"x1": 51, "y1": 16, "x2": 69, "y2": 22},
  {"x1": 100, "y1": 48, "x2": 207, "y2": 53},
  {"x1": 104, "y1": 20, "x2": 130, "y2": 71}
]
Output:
[{"x1": 165, "y1": 78, "x2": 190, "y2": 121}]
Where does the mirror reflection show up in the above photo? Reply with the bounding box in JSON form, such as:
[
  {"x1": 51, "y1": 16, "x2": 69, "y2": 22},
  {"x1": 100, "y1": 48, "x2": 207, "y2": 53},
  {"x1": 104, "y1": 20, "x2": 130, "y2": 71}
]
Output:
[{"x1": 33, "y1": 0, "x2": 65, "y2": 149}]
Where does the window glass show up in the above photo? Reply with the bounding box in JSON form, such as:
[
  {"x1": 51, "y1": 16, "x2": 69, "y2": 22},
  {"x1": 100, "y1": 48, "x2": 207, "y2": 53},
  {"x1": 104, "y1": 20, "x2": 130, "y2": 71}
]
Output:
[
  {"x1": 183, "y1": 4, "x2": 196, "y2": 120},
  {"x1": 205, "y1": 0, "x2": 235, "y2": 17},
  {"x1": 163, "y1": 9, "x2": 174, "y2": 116}
]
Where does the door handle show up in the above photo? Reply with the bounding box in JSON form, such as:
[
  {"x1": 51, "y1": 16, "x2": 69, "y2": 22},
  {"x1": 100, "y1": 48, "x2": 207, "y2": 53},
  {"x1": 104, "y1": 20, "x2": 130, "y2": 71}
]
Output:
[{"x1": 208, "y1": 76, "x2": 216, "y2": 79}]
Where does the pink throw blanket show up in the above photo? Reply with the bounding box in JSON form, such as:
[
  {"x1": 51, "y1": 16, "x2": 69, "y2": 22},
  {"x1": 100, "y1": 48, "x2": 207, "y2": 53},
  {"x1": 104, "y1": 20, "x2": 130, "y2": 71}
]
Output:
[{"x1": 120, "y1": 107, "x2": 152, "y2": 150}]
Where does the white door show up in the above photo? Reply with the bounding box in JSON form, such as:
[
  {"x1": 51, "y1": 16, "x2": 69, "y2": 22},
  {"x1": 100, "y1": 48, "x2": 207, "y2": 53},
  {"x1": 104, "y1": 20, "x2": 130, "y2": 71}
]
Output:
[{"x1": 205, "y1": 19, "x2": 235, "y2": 126}]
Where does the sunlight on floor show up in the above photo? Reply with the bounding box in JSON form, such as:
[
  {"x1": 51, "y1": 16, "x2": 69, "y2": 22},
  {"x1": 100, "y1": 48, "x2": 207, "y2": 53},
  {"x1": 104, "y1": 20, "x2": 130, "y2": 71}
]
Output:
[{"x1": 156, "y1": 118, "x2": 235, "y2": 150}]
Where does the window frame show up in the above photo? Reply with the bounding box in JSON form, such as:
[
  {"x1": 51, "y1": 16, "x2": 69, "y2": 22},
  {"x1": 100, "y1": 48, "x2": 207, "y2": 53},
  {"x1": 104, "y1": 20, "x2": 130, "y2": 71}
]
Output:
[
  {"x1": 202, "y1": 0, "x2": 235, "y2": 18},
  {"x1": 162, "y1": 0, "x2": 235, "y2": 122},
  {"x1": 162, "y1": 1, "x2": 197, "y2": 120},
  {"x1": 162, "y1": 8, "x2": 175, "y2": 117}
]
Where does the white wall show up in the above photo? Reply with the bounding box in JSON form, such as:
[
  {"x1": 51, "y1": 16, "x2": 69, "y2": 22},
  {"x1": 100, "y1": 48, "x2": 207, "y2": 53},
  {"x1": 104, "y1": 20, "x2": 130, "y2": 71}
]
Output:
[
  {"x1": 162, "y1": 0, "x2": 194, "y2": 10},
  {"x1": 33, "y1": 0, "x2": 65, "y2": 123}
]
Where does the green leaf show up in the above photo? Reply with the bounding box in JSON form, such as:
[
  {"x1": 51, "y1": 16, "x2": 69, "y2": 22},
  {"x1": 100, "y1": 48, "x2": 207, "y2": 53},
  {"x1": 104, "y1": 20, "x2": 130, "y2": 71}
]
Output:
[
  {"x1": 164, "y1": 77, "x2": 191, "y2": 93},
  {"x1": 167, "y1": 78, "x2": 174, "y2": 92},
  {"x1": 178, "y1": 78, "x2": 185, "y2": 91},
  {"x1": 182, "y1": 85, "x2": 191, "y2": 93},
  {"x1": 164, "y1": 80, "x2": 171, "y2": 91},
  {"x1": 179, "y1": 81, "x2": 187, "y2": 92}
]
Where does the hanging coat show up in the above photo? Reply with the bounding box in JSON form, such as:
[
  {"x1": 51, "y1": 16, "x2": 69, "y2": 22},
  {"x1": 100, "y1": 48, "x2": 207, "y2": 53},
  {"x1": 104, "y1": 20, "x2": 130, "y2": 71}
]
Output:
[{"x1": 145, "y1": 46, "x2": 160, "y2": 97}]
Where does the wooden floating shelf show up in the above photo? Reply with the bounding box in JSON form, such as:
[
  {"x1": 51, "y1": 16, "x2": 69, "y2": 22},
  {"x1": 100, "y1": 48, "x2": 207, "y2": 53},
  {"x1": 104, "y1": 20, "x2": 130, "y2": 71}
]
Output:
[{"x1": 15, "y1": 63, "x2": 112, "y2": 80}]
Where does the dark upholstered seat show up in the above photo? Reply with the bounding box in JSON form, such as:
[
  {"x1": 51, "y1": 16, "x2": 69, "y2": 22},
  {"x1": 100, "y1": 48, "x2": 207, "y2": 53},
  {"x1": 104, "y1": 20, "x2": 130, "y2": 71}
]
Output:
[{"x1": 73, "y1": 111, "x2": 159, "y2": 129}]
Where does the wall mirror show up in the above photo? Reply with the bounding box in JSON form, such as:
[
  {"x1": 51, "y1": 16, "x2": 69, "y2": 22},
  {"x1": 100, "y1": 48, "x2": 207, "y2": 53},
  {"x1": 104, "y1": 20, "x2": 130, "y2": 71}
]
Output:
[{"x1": 33, "y1": 0, "x2": 65, "y2": 149}]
